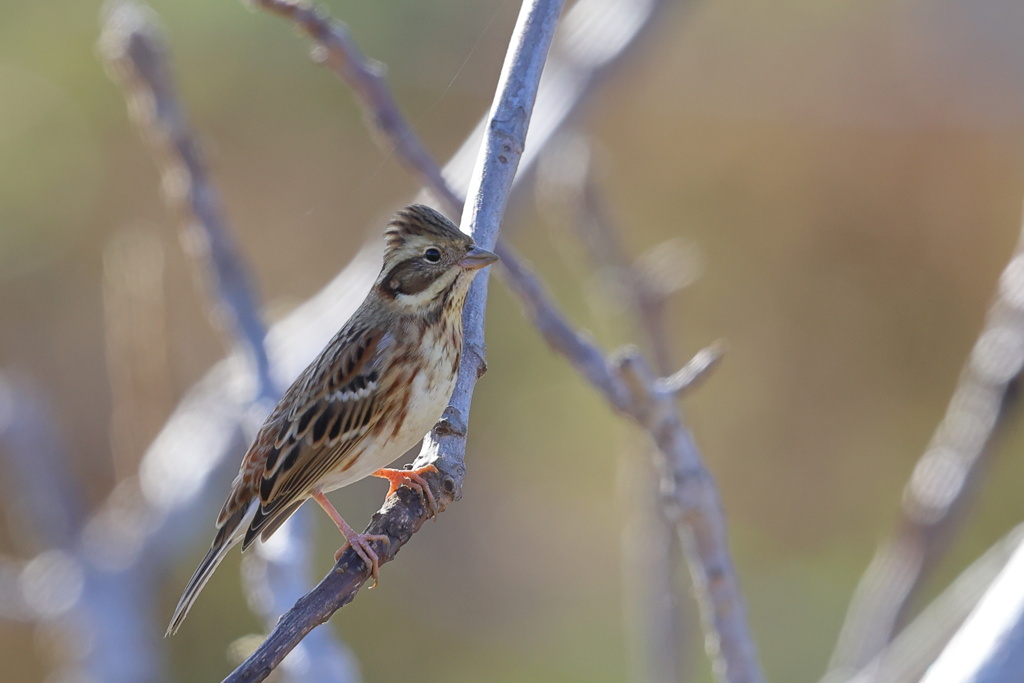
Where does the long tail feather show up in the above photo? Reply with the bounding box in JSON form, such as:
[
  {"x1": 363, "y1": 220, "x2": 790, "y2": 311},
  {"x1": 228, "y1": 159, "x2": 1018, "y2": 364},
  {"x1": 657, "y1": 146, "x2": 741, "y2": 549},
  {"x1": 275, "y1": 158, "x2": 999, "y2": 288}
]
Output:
[{"x1": 165, "y1": 501, "x2": 254, "y2": 636}]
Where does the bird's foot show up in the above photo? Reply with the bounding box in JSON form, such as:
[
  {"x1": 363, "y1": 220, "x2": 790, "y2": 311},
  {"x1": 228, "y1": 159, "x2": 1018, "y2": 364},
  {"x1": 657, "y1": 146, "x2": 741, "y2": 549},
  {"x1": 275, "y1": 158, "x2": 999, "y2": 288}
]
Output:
[
  {"x1": 312, "y1": 489, "x2": 390, "y2": 587},
  {"x1": 334, "y1": 531, "x2": 391, "y2": 587},
  {"x1": 372, "y1": 464, "x2": 439, "y2": 519}
]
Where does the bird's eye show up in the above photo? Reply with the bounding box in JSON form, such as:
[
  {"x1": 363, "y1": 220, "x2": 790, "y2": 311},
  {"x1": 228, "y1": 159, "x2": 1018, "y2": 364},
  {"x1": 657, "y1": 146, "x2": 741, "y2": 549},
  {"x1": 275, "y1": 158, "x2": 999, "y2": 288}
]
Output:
[{"x1": 423, "y1": 248, "x2": 442, "y2": 263}]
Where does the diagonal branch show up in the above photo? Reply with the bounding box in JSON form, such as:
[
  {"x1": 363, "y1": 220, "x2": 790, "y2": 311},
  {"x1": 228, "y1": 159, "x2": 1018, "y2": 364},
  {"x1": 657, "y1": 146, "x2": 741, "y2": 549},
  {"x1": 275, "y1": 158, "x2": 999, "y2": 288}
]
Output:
[
  {"x1": 919, "y1": 525, "x2": 1024, "y2": 682},
  {"x1": 222, "y1": 1, "x2": 566, "y2": 680},
  {"x1": 825, "y1": 208, "x2": 1024, "y2": 678},
  {"x1": 246, "y1": 0, "x2": 459, "y2": 210}
]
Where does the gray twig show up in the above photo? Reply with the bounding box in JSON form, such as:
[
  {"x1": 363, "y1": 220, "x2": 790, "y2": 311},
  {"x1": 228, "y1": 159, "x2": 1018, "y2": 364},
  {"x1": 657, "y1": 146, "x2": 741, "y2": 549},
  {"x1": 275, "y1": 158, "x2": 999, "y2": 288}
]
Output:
[
  {"x1": 222, "y1": 1, "x2": 565, "y2": 680},
  {"x1": 826, "y1": 210, "x2": 1024, "y2": 678}
]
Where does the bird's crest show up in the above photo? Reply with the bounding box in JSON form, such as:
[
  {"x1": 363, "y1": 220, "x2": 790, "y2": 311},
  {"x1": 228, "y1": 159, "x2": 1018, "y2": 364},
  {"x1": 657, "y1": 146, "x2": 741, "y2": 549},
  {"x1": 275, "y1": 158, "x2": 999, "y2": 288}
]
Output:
[{"x1": 384, "y1": 204, "x2": 469, "y2": 259}]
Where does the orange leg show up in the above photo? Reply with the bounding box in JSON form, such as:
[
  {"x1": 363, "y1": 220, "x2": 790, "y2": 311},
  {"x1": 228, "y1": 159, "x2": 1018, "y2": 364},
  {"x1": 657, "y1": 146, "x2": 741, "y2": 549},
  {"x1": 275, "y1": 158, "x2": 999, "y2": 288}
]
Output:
[
  {"x1": 312, "y1": 490, "x2": 390, "y2": 586},
  {"x1": 372, "y1": 464, "x2": 440, "y2": 519}
]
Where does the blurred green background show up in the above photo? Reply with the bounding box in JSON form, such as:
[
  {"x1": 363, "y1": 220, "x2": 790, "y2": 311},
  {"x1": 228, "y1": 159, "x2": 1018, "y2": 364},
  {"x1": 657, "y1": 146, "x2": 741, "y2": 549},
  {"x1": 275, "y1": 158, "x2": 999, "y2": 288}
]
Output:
[{"x1": 2, "y1": 0, "x2": 1024, "y2": 681}]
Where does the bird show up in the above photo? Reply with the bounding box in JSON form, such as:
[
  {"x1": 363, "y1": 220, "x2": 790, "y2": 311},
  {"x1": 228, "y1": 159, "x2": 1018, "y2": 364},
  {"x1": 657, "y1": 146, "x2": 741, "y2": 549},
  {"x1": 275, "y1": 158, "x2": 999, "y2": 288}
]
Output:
[{"x1": 166, "y1": 204, "x2": 498, "y2": 636}]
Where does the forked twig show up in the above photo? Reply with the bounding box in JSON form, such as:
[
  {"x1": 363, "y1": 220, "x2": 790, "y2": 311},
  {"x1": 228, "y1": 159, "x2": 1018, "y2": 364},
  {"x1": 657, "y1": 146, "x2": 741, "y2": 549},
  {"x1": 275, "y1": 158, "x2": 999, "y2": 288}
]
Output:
[{"x1": 502, "y1": 250, "x2": 761, "y2": 683}]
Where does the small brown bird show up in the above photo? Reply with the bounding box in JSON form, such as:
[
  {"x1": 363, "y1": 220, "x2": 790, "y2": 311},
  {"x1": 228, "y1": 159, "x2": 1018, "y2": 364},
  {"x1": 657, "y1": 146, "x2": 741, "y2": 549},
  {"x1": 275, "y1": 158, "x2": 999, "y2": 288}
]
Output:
[{"x1": 166, "y1": 204, "x2": 498, "y2": 635}]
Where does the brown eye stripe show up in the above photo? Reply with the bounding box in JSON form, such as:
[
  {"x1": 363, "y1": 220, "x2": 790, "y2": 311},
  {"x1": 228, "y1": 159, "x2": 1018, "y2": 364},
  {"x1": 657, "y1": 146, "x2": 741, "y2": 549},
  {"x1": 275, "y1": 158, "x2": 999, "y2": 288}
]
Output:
[{"x1": 383, "y1": 259, "x2": 443, "y2": 297}]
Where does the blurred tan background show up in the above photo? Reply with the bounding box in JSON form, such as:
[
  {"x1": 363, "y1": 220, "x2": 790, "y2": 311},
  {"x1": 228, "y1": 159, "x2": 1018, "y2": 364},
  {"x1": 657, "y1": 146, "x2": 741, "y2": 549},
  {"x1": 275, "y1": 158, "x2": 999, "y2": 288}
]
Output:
[{"x1": 2, "y1": 0, "x2": 1024, "y2": 681}]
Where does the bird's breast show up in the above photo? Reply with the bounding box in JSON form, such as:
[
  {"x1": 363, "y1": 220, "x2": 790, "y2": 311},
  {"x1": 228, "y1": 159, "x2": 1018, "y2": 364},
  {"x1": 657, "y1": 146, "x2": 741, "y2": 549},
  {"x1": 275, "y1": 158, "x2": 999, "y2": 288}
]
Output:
[
  {"x1": 320, "y1": 317, "x2": 462, "y2": 490},
  {"x1": 394, "y1": 319, "x2": 461, "y2": 442}
]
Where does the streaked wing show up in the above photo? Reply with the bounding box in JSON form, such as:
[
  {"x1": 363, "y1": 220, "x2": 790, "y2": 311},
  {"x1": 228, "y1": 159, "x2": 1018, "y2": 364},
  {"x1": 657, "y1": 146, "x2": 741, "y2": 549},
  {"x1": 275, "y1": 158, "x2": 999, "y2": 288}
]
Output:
[{"x1": 222, "y1": 325, "x2": 388, "y2": 549}]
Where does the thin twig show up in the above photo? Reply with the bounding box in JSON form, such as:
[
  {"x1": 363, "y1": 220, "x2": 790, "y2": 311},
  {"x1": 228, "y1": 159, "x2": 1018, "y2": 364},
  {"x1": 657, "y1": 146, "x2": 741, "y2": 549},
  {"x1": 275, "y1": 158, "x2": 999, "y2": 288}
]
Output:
[
  {"x1": 658, "y1": 343, "x2": 725, "y2": 397},
  {"x1": 222, "y1": 1, "x2": 565, "y2": 680},
  {"x1": 826, "y1": 212, "x2": 1024, "y2": 678}
]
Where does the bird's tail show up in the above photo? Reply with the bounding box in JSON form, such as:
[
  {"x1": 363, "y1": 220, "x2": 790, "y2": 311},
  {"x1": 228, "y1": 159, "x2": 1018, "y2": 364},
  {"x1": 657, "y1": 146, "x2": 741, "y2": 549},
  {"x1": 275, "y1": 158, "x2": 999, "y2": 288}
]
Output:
[{"x1": 165, "y1": 501, "x2": 255, "y2": 636}]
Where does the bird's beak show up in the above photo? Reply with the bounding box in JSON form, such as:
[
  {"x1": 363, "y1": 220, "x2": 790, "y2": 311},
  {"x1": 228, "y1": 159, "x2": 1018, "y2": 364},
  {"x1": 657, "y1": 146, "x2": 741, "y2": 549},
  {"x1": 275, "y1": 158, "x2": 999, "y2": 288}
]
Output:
[{"x1": 459, "y1": 246, "x2": 499, "y2": 270}]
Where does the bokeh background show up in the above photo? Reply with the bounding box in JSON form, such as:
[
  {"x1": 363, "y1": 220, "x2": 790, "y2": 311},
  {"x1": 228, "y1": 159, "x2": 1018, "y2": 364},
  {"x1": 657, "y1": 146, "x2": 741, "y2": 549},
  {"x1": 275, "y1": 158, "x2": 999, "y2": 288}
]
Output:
[{"x1": 2, "y1": 0, "x2": 1024, "y2": 681}]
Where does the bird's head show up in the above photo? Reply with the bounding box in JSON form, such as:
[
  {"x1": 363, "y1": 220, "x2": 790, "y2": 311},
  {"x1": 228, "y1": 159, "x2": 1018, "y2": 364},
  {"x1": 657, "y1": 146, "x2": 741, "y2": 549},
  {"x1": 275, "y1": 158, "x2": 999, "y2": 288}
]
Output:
[{"x1": 375, "y1": 204, "x2": 498, "y2": 313}]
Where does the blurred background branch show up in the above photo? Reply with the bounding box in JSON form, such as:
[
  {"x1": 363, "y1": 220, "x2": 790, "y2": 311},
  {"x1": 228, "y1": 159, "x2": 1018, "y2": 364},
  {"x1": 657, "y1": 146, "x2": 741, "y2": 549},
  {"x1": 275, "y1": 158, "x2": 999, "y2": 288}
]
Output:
[
  {"x1": 845, "y1": 523, "x2": 1024, "y2": 683},
  {"x1": 826, "y1": 206, "x2": 1024, "y2": 680},
  {"x1": 537, "y1": 134, "x2": 705, "y2": 682},
  {"x1": 919, "y1": 525, "x2": 1024, "y2": 683},
  {"x1": 100, "y1": 3, "x2": 358, "y2": 681},
  {"x1": 101, "y1": 1, "x2": 275, "y2": 406}
]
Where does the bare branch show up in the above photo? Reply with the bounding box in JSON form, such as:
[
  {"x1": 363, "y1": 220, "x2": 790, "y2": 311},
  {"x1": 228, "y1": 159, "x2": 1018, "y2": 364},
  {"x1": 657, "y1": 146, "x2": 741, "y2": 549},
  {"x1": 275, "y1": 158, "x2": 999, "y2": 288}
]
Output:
[
  {"x1": 222, "y1": 1, "x2": 565, "y2": 680},
  {"x1": 241, "y1": 509, "x2": 361, "y2": 683},
  {"x1": 826, "y1": 207, "x2": 1024, "y2": 677}
]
